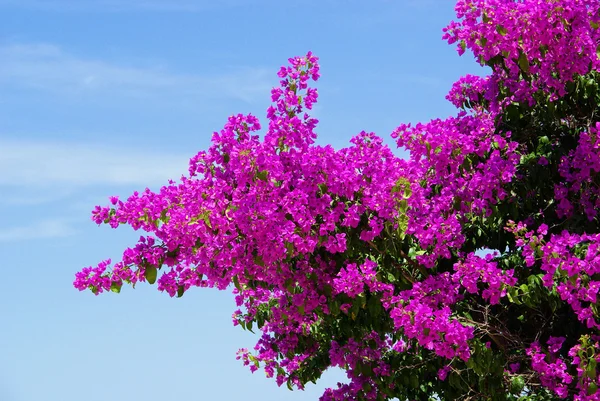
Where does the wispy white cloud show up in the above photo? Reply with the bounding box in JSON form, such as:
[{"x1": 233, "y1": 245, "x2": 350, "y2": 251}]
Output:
[
  {"x1": 0, "y1": 218, "x2": 77, "y2": 242},
  {"x1": 0, "y1": 138, "x2": 190, "y2": 188},
  {"x1": 0, "y1": 43, "x2": 272, "y2": 103},
  {"x1": 0, "y1": 0, "x2": 433, "y2": 12},
  {"x1": 0, "y1": 139, "x2": 194, "y2": 241},
  {"x1": 0, "y1": 0, "x2": 248, "y2": 12},
  {"x1": 0, "y1": 190, "x2": 75, "y2": 206}
]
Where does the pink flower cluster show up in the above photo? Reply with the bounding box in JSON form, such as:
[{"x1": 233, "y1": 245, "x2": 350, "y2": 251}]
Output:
[
  {"x1": 75, "y1": 51, "x2": 522, "y2": 397},
  {"x1": 75, "y1": 1, "x2": 600, "y2": 398},
  {"x1": 445, "y1": 0, "x2": 600, "y2": 103},
  {"x1": 392, "y1": 112, "x2": 519, "y2": 268},
  {"x1": 509, "y1": 222, "x2": 600, "y2": 329},
  {"x1": 333, "y1": 259, "x2": 390, "y2": 298},
  {"x1": 446, "y1": 74, "x2": 494, "y2": 110},
  {"x1": 322, "y1": 332, "x2": 392, "y2": 401},
  {"x1": 556, "y1": 123, "x2": 600, "y2": 220},
  {"x1": 452, "y1": 252, "x2": 517, "y2": 305},
  {"x1": 527, "y1": 336, "x2": 600, "y2": 400},
  {"x1": 527, "y1": 337, "x2": 573, "y2": 398},
  {"x1": 569, "y1": 336, "x2": 600, "y2": 400},
  {"x1": 390, "y1": 273, "x2": 473, "y2": 361}
]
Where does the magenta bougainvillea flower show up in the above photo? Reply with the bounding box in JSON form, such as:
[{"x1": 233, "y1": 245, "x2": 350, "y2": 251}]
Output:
[{"x1": 75, "y1": 1, "x2": 600, "y2": 399}]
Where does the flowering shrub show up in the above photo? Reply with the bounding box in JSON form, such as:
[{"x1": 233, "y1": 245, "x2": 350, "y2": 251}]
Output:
[{"x1": 75, "y1": 1, "x2": 600, "y2": 400}]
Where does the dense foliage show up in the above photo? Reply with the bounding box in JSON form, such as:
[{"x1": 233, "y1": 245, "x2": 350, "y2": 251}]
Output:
[{"x1": 75, "y1": 1, "x2": 600, "y2": 400}]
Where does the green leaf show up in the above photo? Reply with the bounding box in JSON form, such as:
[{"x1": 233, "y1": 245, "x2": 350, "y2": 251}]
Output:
[
  {"x1": 285, "y1": 241, "x2": 295, "y2": 257},
  {"x1": 256, "y1": 170, "x2": 269, "y2": 181},
  {"x1": 110, "y1": 281, "x2": 122, "y2": 293},
  {"x1": 367, "y1": 296, "x2": 380, "y2": 317},
  {"x1": 177, "y1": 285, "x2": 185, "y2": 298},
  {"x1": 588, "y1": 382, "x2": 598, "y2": 396},
  {"x1": 518, "y1": 52, "x2": 530, "y2": 74},
  {"x1": 496, "y1": 25, "x2": 507, "y2": 36},
  {"x1": 361, "y1": 363, "x2": 373, "y2": 377},
  {"x1": 507, "y1": 288, "x2": 518, "y2": 304},
  {"x1": 330, "y1": 300, "x2": 340, "y2": 316},
  {"x1": 510, "y1": 376, "x2": 525, "y2": 394},
  {"x1": 201, "y1": 212, "x2": 212, "y2": 229},
  {"x1": 398, "y1": 199, "x2": 408, "y2": 213},
  {"x1": 254, "y1": 254, "x2": 265, "y2": 267},
  {"x1": 587, "y1": 359, "x2": 597, "y2": 379},
  {"x1": 358, "y1": 293, "x2": 367, "y2": 309},
  {"x1": 145, "y1": 265, "x2": 157, "y2": 285},
  {"x1": 351, "y1": 300, "x2": 360, "y2": 320},
  {"x1": 233, "y1": 275, "x2": 242, "y2": 291},
  {"x1": 397, "y1": 214, "x2": 408, "y2": 238}
]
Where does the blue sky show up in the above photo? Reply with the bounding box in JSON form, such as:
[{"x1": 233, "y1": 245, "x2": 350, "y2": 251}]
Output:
[{"x1": 0, "y1": 1, "x2": 486, "y2": 400}]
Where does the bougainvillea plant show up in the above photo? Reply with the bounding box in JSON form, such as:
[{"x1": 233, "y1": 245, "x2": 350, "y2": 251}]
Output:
[{"x1": 75, "y1": 1, "x2": 600, "y2": 400}]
